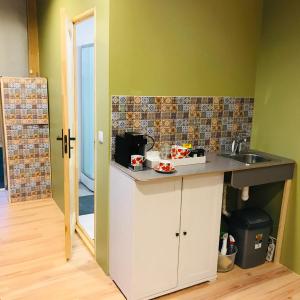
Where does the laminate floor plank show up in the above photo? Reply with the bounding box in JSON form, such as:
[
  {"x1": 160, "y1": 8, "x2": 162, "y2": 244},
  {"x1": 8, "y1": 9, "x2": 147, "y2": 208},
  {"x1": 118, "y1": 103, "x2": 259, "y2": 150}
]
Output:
[{"x1": 0, "y1": 190, "x2": 300, "y2": 300}]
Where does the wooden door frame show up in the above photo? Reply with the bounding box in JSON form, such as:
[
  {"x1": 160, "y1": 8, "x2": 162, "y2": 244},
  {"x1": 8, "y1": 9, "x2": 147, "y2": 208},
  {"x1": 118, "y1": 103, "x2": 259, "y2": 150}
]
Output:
[
  {"x1": 61, "y1": 8, "x2": 97, "y2": 258},
  {"x1": 60, "y1": 8, "x2": 76, "y2": 260}
]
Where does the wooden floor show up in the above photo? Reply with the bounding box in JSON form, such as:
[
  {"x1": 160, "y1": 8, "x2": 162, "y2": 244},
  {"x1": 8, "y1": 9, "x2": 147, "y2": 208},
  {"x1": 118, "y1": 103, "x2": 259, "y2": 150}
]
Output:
[
  {"x1": 0, "y1": 191, "x2": 300, "y2": 300},
  {"x1": 0, "y1": 191, "x2": 122, "y2": 300}
]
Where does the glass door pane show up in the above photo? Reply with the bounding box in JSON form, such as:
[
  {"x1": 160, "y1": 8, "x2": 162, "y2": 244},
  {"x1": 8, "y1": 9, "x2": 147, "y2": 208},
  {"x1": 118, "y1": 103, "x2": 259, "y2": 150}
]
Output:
[{"x1": 81, "y1": 45, "x2": 94, "y2": 181}]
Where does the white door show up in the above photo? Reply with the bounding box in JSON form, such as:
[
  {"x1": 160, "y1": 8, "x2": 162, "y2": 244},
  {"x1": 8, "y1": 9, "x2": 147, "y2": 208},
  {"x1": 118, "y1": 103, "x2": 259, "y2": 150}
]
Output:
[
  {"x1": 133, "y1": 178, "x2": 182, "y2": 299},
  {"x1": 60, "y1": 9, "x2": 77, "y2": 260},
  {"x1": 178, "y1": 174, "x2": 223, "y2": 285}
]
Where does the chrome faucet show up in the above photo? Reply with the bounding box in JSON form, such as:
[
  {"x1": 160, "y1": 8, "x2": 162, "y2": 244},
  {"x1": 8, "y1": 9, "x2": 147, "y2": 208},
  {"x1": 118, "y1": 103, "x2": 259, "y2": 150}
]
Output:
[{"x1": 231, "y1": 138, "x2": 248, "y2": 155}]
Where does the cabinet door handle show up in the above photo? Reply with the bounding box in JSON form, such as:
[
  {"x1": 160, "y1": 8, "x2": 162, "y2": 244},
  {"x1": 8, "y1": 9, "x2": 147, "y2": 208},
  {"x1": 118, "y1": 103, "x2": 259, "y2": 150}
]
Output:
[
  {"x1": 183, "y1": 231, "x2": 187, "y2": 236},
  {"x1": 175, "y1": 233, "x2": 180, "y2": 237}
]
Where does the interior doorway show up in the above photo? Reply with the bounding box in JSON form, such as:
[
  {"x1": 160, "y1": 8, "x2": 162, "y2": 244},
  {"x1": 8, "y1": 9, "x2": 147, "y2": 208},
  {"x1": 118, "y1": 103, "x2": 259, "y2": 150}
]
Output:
[
  {"x1": 74, "y1": 16, "x2": 95, "y2": 244},
  {"x1": 60, "y1": 8, "x2": 96, "y2": 259}
]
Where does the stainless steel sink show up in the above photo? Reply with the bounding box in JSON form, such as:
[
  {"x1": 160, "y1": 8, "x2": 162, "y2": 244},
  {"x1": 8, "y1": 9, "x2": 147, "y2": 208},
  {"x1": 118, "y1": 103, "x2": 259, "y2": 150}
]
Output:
[
  {"x1": 222, "y1": 153, "x2": 271, "y2": 164},
  {"x1": 220, "y1": 150, "x2": 294, "y2": 188}
]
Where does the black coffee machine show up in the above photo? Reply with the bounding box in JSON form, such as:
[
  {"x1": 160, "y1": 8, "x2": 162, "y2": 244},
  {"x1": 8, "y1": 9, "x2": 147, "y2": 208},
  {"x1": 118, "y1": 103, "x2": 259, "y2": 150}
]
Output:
[{"x1": 114, "y1": 132, "x2": 154, "y2": 168}]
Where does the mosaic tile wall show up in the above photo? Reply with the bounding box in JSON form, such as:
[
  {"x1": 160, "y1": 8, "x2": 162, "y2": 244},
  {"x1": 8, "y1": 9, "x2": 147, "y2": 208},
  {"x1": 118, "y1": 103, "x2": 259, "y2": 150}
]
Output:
[
  {"x1": 111, "y1": 96, "x2": 254, "y2": 154},
  {"x1": 0, "y1": 77, "x2": 52, "y2": 202}
]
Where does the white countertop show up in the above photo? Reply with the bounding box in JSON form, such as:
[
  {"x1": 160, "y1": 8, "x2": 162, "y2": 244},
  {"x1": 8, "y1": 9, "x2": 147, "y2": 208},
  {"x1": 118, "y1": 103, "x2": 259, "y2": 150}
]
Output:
[{"x1": 111, "y1": 151, "x2": 295, "y2": 182}]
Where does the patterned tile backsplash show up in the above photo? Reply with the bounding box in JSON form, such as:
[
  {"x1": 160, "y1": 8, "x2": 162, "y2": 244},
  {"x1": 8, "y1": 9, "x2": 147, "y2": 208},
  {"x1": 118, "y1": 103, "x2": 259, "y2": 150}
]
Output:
[
  {"x1": 111, "y1": 96, "x2": 254, "y2": 155},
  {"x1": 1, "y1": 77, "x2": 52, "y2": 202}
]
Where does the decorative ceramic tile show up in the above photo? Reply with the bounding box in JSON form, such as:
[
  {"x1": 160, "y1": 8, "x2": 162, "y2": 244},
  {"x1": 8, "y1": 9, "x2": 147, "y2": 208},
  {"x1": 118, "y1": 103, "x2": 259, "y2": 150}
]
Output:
[
  {"x1": 1, "y1": 77, "x2": 52, "y2": 202},
  {"x1": 111, "y1": 96, "x2": 254, "y2": 155}
]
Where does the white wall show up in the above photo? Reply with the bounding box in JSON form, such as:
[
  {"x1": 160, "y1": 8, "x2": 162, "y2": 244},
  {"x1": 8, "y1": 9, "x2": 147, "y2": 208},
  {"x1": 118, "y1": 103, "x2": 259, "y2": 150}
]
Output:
[{"x1": 0, "y1": 0, "x2": 28, "y2": 77}]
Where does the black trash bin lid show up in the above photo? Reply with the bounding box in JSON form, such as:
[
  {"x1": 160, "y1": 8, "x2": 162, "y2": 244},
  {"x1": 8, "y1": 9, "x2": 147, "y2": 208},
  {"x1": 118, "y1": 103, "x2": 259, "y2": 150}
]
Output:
[{"x1": 229, "y1": 208, "x2": 273, "y2": 230}]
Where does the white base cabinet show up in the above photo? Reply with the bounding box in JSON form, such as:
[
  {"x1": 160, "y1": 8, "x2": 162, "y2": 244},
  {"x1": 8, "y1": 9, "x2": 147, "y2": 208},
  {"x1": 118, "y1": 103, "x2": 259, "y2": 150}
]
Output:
[{"x1": 109, "y1": 166, "x2": 223, "y2": 300}]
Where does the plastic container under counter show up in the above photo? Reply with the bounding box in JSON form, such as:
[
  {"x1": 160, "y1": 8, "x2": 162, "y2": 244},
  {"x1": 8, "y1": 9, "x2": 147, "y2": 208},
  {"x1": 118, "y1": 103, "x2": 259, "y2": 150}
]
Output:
[{"x1": 217, "y1": 246, "x2": 238, "y2": 272}]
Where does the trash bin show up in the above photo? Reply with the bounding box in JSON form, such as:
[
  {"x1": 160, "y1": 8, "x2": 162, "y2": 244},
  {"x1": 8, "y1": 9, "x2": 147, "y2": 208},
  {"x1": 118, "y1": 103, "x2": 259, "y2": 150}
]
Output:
[
  {"x1": 229, "y1": 208, "x2": 273, "y2": 269},
  {"x1": 217, "y1": 246, "x2": 238, "y2": 272}
]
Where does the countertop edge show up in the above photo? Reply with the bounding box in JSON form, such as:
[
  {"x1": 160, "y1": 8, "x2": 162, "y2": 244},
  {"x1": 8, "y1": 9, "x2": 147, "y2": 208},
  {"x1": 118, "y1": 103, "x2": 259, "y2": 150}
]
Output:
[{"x1": 110, "y1": 151, "x2": 295, "y2": 182}]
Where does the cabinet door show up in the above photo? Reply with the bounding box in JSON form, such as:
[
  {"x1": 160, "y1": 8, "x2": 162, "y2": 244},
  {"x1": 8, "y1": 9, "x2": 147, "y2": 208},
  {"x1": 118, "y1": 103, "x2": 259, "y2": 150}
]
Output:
[
  {"x1": 178, "y1": 174, "x2": 223, "y2": 285},
  {"x1": 133, "y1": 178, "x2": 182, "y2": 299}
]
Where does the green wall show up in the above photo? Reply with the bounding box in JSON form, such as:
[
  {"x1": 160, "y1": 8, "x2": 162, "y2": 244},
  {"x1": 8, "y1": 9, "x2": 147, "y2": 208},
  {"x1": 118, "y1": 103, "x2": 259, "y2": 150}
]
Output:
[
  {"x1": 110, "y1": 0, "x2": 263, "y2": 96},
  {"x1": 252, "y1": 0, "x2": 300, "y2": 273},
  {"x1": 37, "y1": 0, "x2": 110, "y2": 272},
  {"x1": 37, "y1": 0, "x2": 300, "y2": 276},
  {"x1": 38, "y1": 0, "x2": 263, "y2": 273}
]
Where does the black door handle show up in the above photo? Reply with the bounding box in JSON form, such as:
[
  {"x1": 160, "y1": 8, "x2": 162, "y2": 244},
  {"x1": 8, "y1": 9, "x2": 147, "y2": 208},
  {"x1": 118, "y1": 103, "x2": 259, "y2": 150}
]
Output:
[
  {"x1": 57, "y1": 129, "x2": 67, "y2": 158},
  {"x1": 68, "y1": 129, "x2": 76, "y2": 158},
  {"x1": 64, "y1": 134, "x2": 68, "y2": 155},
  {"x1": 57, "y1": 129, "x2": 74, "y2": 158}
]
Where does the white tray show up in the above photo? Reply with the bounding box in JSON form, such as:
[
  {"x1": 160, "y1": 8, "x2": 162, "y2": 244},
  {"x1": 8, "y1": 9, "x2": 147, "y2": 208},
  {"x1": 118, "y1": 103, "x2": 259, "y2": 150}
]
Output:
[
  {"x1": 146, "y1": 155, "x2": 206, "y2": 168},
  {"x1": 172, "y1": 156, "x2": 206, "y2": 166}
]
